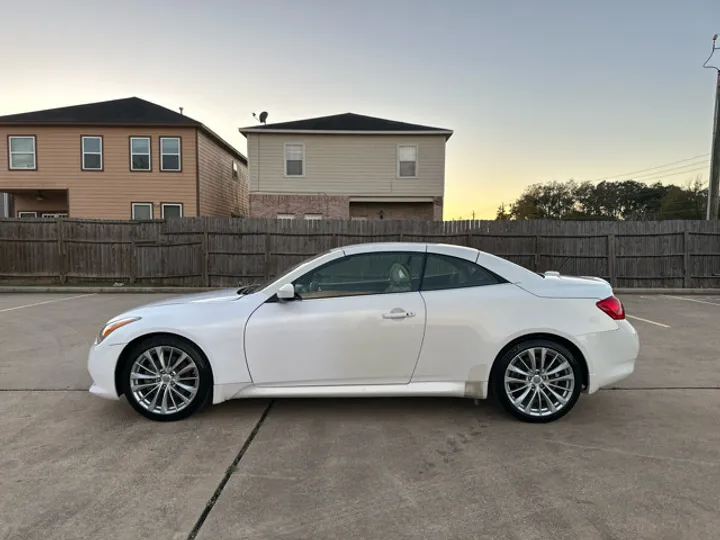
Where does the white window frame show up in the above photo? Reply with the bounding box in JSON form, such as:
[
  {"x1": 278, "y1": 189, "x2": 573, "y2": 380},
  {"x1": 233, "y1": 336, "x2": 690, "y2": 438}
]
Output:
[
  {"x1": 81, "y1": 136, "x2": 103, "y2": 171},
  {"x1": 284, "y1": 143, "x2": 305, "y2": 177},
  {"x1": 304, "y1": 214, "x2": 322, "y2": 221},
  {"x1": 8, "y1": 136, "x2": 37, "y2": 170},
  {"x1": 160, "y1": 137, "x2": 181, "y2": 172},
  {"x1": 232, "y1": 161, "x2": 239, "y2": 179},
  {"x1": 397, "y1": 144, "x2": 418, "y2": 178},
  {"x1": 130, "y1": 136, "x2": 151, "y2": 171},
  {"x1": 41, "y1": 212, "x2": 68, "y2": 219},
  {"x1": 131, "y1": 202, "x2": 153, "y2": 220},
  {"x1": 161, "y1": 203, "x2": 183, "y2": 218},
  {"x1": 277, "y1": 213, "x2": 296, "y2": 220},
  {"x1": 17, "y1": 211, "x2": 37, "y2": 218}
]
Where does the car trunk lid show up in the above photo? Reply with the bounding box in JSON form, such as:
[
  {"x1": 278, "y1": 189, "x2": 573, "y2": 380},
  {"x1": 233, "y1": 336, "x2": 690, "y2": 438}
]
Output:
[{"x1": 516, "y1": 271, "x2": 614, "y2": 300}]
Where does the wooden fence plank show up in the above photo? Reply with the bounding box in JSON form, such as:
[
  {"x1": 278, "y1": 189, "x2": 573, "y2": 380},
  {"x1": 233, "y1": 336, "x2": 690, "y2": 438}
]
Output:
[{"x1": 1, "y1": 217, "x2": 720, "y2": 288}]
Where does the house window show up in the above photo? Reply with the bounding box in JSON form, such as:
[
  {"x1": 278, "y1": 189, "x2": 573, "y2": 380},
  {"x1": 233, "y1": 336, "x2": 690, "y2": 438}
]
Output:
[
  {"x1": 397, "y1": 145, "x2": 418, "y2": 177},
  {"x1": 232, "y1": 161, "x2": 239, "y2": 179},
  {"x1": 17, "y1": 211, "x2": 37, "y2": 218},
  {"x1": 8, "y1": 136, "x2": 36, "y2": 170},
  {"x1": 284, "y1": 144, "x2": 304, "y2": 176},
  {"x1": 130, "y1": 137, "x2": 151, "y2": 171},
  {"x1": 41, "y1": 212, "x2": 68, "y2": 219},
  {"x1": 277, "y1": 214, "x2": 295, "y2": 220},
  {"x1": 160, "y1": 137, "x2": 181, "y2": 171},
  {"x1": 304, "y1": 214, "x2": 322, "y2": 220},
  {"x1": 131, "y1": 202, "x2": 153, "y2": 220},
  {"x1": 81, "y1": 136, "x2": 103, "y2": 170},
  {"x1": 162, "y1": 203, "x2": 183, "y2": 219}
]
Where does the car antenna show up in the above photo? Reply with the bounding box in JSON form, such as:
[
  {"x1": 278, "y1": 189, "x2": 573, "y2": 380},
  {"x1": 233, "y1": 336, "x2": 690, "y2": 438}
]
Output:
[{"x1": 556, "y1": 256, "x2": 571, "y2": 273}]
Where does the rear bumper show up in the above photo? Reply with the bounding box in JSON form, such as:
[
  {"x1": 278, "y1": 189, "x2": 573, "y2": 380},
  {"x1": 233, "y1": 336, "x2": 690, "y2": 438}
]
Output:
[
  {"x1": 87, "y1": 343, "x2": 123, "y2": 400},
  {"x1": 578, "y1": 320, "x2": 639, "y2": 394}
]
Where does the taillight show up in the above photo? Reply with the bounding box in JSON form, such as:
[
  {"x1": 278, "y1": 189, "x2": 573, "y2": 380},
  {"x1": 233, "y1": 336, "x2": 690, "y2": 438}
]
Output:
[{"x1": 596, "y1": 296, "x2": 625, "y2": 320}]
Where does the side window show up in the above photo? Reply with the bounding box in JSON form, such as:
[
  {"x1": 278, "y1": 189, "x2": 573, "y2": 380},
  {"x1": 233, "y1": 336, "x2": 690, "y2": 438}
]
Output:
[
  {"x1": 421, "y1": 254, "x2": 506, "y2": 291},
  {"x1": 293, "y1": 252, "x2": 424, "y2": 299}
]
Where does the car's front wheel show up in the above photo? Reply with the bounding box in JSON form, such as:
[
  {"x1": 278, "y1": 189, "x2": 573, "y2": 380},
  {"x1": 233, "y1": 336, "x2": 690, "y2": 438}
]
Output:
[
  {"x1": 121, "y1": 336, "x2": 212, "y2": 421},
  {"x1": 492, "y1": 339, "x2": 582, "y2": 423}
]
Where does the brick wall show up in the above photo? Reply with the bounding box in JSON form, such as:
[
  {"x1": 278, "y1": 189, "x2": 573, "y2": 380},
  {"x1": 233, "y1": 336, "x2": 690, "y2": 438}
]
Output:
[
  {"x1": 350, "y1": 199, "x2": 442, "y2": 221},
  {"x1": 250, "y1": 194, "x2": 443, "y2": 221},
  {"x1": 249, "y1": 194, "x2": 350, "y2": 219}
]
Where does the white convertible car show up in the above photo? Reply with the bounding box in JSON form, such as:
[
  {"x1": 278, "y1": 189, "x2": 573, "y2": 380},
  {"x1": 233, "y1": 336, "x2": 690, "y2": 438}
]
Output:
[{"x1": 88, "y1": 242, "x2": 639, "y2": 423}]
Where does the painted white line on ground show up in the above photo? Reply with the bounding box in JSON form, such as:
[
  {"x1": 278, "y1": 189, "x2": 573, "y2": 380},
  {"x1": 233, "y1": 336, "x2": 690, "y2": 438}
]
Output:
[
  {"x1": 667, "y1": 295, "x2": 720, "y2": 306},
  {"x1": 0, "y1": 293, "x2": 97, "y2": 313},
  {"x1": 626, "y1": 314, "x2": 671, "y2": 328}
]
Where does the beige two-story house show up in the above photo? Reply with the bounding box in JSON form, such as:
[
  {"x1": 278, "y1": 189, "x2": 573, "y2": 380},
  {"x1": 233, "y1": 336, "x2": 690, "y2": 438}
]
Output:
[
  {"x1": 239, "y1": 113, "x2": 453, "y2": 221},
  {"x1": 0, "y1": 97, "x2": 248, "y2": 219}
]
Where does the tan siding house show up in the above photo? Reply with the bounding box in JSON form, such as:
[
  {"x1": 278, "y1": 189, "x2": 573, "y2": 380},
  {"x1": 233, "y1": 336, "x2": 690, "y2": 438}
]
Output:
[
  {"x1": 240, "y1": 113, "x2": 452, "y2": 221},
  {"x1": 198, "y1": 130, "x2": 249, "y2": 217},
  {"x1": 0, "y1": 97, "x2": 248, "y2": 220}
]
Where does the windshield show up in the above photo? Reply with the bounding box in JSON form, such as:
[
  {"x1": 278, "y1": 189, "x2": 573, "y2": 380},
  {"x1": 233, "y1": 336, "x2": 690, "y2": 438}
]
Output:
[{"x1": 237, "y1": 249, "x2": 335, "y2": 295}]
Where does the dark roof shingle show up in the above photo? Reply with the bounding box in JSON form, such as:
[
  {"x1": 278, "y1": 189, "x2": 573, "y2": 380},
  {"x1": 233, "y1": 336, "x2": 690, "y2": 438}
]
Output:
[
  {"x1": 0, "y1": 97, "x2": 201, "y2": 126},
  {"x1": 239, "y1": 112, "x2": 452, "y2": 137},
  {"x1": 0, "y1": 97, "x2": 247, "y2": 163}
]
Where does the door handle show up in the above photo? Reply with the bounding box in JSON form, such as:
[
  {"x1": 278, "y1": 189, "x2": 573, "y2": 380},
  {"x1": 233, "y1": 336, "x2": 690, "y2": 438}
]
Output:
[{"x1": 382, "y1": 310, "x2": 415, "y2": 320}]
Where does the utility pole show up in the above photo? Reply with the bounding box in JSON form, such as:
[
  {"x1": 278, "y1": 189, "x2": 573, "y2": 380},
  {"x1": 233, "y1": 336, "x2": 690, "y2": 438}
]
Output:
[{"x1": 704, "y1": 34, "x2": 720, "y2": 219}]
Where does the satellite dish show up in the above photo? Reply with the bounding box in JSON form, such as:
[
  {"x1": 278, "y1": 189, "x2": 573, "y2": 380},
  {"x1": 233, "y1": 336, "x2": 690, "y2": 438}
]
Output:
[{"x1": 259, "y1": 111, "x2": 268, "y2": 124}]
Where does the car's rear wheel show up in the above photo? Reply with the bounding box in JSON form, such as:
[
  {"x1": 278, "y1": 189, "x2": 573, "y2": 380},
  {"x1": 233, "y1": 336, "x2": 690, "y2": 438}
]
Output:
[
  {"x1": 492, "y1": 339, "x2": 581, "y2": 423},
  {"x1": 121, "y1": 336, "x2": 212, "y2": 422}
]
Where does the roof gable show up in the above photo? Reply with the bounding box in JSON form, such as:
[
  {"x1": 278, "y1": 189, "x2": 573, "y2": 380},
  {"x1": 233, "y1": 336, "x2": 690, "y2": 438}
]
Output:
[
  {"x1": 0, "y1": 97, "x2": 201, "y2": 126},
  {"x1": 0, "y1": 97, "x2": 247, "y2": 163},
  {"x1": 239, "y1": 112, "x2": 452, "y2": 139}
]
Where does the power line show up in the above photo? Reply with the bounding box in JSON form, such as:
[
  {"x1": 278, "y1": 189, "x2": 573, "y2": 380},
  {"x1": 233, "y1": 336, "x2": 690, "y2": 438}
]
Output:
[
  {"x1": 580, "y1": 153, "x2": 710, "y2": 183},
  {"x1": 631, "y1": 160, "x2": 710, "y2": 180},
  {"x1": 633, "y1": 165, "x2": 709, "y2": 183}
]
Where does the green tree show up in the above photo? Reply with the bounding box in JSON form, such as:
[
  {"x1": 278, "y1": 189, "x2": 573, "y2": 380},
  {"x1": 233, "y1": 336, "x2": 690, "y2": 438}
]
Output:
[{"x1": 497, "y1": 177, "x2": 706, "y2": 221}]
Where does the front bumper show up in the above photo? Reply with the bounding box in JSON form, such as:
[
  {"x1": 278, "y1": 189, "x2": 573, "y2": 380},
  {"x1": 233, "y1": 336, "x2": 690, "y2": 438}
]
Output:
[
  {"x1": 87, "y1": 342, "x2": 124, "y2": 400},
  {"x1": 579, "y1": 319, "x2": 640, "y2": 394}
]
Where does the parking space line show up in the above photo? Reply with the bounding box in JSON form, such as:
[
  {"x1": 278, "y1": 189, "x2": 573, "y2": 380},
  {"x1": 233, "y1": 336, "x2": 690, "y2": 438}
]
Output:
[
  {"x1": 626, "y1": 314, "x2": 671, "y2": 328},
  {"x1": 0, "y1": 293, "x2": 97, "y2": 313},
  {"x1": 667, "y1": 295, "x2": 720, "y2": 306}
]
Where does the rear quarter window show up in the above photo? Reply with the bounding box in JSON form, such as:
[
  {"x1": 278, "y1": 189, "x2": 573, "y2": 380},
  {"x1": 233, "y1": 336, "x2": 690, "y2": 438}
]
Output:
[{"x1": 421, "y1": 253, "x2": 507, "y2": 291}]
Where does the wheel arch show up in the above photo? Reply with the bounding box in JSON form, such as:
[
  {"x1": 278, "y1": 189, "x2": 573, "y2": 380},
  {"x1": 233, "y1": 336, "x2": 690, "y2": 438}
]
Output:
[
  {"x1": 488, "y1": 332, "x2": 589, "y2": 391},
  {"x1": 114, "y1": 332, "x2": 215, "y2": 399}
]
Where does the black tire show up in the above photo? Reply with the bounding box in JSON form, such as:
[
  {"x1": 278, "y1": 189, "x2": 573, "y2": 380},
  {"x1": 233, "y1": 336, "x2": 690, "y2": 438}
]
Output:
[
  {"x1": 121, "y1": 335, "x2": 213, "y2": 422},
  {"x1": 491, "y1": 338, "x2": 582, "y2": 423}
]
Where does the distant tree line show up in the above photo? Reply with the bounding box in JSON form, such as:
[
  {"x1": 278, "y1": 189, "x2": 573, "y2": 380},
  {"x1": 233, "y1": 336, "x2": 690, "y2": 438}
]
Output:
[{"x1": 496, "y1": 178, "x2": 707, "y2": 220}]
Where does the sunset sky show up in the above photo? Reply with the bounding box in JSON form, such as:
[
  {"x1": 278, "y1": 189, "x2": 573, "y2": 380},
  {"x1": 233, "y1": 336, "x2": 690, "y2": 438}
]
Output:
[{"x1": 1, "y1": 0, "x2": 718, "y2": 218}]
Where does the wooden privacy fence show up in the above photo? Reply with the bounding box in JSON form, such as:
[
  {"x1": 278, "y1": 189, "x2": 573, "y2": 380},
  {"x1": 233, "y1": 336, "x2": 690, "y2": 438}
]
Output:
[{"x1": 1, "y1": 217, "x2": 720, "y2": 288}]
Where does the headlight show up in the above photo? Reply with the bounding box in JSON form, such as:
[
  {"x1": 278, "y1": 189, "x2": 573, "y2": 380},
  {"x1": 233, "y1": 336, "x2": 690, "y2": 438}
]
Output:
[{"x1": 96, "y1": 317, "x2": 141, "y2": 344}]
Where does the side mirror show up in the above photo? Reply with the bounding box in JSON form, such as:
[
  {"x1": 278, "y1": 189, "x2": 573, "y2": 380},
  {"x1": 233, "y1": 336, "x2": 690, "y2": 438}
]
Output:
[{"x1": 276, "y1": 283, "x2": 296, "y2": 301}]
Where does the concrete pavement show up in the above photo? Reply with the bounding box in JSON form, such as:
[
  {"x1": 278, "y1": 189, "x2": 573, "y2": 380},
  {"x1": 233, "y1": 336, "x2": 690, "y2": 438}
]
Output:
[{"x1": 0, "y1": 293, "x2": 719, "y2": 539}]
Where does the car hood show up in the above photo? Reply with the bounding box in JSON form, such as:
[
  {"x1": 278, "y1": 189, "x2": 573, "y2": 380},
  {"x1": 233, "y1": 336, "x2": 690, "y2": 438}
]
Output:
[{"x1": 139, "y1": 288, "x2": 246, "y2": 308}]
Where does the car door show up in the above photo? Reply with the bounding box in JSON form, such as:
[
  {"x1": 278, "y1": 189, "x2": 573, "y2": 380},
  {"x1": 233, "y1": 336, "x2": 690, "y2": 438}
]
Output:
[
  {"x1": 244, "y1": 250, "x2": 427, "y2": 386},
  {"x1": 411, "y1": 248, "x2": 518, "y2": 385}
]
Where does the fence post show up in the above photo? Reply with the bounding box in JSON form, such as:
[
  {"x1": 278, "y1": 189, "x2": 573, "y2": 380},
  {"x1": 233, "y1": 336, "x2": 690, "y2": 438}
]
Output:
[
  {"x1": 57, "y1": 218, "x2": 67, "y2": 284},
  {"x1": 202, "y1": 221, "x2": 210, "y2": 287},
  {"x1": 684, "y1": 230, "x2": 691, "y2": 288},
  {"x1": 263, "y1": 230, "x2": 272, "y2": 282},
  {"x1": 534, "y1": 235, "x2": 540, "y2": 272},
  {"x1": 129, "y1": 236, "x2": 137, "y2": 284},
  {"x1": 607, "y1": 234, "x2": 616, "y2": 287}
]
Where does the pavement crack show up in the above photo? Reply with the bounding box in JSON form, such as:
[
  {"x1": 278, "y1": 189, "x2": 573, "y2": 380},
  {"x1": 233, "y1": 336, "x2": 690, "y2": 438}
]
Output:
[
  {"x1": 0, "y1": 388, "x2": 88, "y2": 392},
  {"x1": 186, "y1": 399, "x2": 274, "y2": 540},
  {"x1": 602, "y1": 386, "x2": 720, "y2": 391}
]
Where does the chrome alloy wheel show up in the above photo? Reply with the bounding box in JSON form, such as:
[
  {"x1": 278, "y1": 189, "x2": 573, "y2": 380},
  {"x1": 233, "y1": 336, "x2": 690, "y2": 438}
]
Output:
[
  {"x1": 503, "y1": 346, "x2": 575, "y2": 418},
  {"x1": 129, "y1": 346, "x2": 200, "y2": 415}
]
